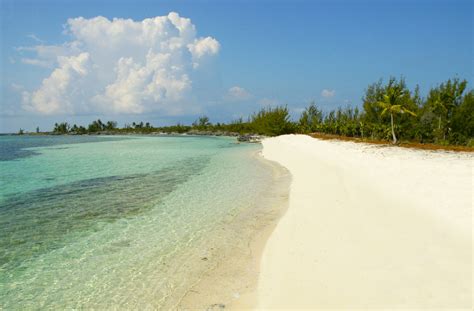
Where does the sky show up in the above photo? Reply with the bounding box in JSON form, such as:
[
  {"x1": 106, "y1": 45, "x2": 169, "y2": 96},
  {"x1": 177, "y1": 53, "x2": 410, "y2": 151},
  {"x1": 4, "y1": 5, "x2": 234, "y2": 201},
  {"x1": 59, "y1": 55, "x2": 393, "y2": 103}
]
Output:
[{"x1": 1, "y1": 0, "x2": 472, "y2": 133}]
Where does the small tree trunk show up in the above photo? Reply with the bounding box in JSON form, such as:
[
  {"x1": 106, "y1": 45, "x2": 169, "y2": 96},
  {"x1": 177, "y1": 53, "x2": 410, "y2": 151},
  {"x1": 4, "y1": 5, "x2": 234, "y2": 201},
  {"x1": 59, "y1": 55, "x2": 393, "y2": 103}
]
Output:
[
  {"x1": 438, "y1": 116, "x2": 441, "y2": 130},
  {"x1": 390, "y1": 113, "x2": 397, "y2": 144}
]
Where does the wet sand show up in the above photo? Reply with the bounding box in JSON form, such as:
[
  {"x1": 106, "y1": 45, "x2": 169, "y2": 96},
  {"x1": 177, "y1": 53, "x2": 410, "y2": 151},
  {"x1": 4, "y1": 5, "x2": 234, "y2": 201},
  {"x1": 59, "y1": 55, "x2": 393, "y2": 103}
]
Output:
[{"x1": 177, "y1": 151, "x2": 291, "y2": 310}]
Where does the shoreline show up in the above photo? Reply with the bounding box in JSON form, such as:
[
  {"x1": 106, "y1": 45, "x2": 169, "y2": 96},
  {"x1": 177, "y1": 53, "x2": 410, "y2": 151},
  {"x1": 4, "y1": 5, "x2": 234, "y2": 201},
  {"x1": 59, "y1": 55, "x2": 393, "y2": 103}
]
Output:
[
  {"x1": 176, "y1": 149, "x2": 291, "y2": 309},
  {"x1": 9, "y1": 132, "x2": 473, "y2": 153},
  {"x1": 257, "y1": 134, "x2": 472, "y2": 309}
]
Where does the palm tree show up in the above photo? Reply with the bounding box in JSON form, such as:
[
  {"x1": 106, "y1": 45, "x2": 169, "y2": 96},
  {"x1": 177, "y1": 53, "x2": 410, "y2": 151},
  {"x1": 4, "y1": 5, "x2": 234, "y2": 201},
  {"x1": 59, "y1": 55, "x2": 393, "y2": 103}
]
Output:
[
  {"x1": 377, "y1": 84, "x2": 416, "y2": 144},
  {"x1": 430, "y1": 93, "x2": 447, "y2": 135}
]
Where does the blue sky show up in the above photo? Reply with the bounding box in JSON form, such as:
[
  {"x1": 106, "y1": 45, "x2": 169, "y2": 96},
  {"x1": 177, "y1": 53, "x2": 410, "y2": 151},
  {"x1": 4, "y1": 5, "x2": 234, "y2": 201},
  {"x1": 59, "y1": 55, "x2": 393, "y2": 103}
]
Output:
[{"x1": 1, "y1": 0, "x2": 472, "y2": 132}]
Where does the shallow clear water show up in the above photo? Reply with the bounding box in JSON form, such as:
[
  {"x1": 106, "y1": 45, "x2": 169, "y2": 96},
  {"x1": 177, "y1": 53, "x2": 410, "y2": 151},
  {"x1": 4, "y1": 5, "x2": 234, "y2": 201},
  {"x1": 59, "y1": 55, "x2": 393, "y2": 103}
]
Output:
[{"x1": 0, "y1": 135, "x2": 274, "y2": 309}]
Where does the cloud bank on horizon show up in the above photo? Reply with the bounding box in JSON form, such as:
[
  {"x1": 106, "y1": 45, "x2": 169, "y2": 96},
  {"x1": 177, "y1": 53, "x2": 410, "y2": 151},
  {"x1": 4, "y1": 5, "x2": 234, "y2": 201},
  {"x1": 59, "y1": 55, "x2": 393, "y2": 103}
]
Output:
[{"x1": 20, "y1": 12, "x2": 220, "y2": 116}]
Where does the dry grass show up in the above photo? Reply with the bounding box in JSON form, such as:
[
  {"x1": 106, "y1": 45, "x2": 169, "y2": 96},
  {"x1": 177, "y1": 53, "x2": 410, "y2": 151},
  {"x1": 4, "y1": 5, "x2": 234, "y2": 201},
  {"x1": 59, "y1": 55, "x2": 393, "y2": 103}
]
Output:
[{"x1": 308, "y1": 132, "x2": 474, "y2": 153}]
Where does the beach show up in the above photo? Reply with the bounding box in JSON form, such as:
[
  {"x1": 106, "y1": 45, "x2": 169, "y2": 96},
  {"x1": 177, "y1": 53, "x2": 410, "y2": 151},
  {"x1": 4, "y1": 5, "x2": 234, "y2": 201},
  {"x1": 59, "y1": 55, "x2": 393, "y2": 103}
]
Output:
[
  {"x1": 257, "y1": 134, "x2": 472, "y2": 309},
  {"x1": 1, "y1": 134, "x2": 472, "y2": 309}
]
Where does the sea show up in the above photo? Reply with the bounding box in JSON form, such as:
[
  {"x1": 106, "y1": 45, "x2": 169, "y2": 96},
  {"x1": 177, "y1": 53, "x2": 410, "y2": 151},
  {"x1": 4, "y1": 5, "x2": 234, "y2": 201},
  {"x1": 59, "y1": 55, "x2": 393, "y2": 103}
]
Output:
[{"x1": 0, "y1": 135, "x2": 284, "y2": 309}]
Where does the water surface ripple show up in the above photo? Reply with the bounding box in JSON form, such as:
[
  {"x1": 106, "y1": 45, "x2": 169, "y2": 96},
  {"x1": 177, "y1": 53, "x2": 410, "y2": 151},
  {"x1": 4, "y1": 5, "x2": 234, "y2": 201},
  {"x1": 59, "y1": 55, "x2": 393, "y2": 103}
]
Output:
[{"x1": 0, "y1": 135, "x2": 274, "y2": 309}]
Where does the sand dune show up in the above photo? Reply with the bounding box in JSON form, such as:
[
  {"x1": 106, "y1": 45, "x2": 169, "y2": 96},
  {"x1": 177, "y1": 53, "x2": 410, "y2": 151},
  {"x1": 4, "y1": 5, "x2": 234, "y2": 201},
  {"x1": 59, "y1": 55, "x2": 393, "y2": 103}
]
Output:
[{"x1": 258, "y1": 134, "x2": 472, "y2": 309}]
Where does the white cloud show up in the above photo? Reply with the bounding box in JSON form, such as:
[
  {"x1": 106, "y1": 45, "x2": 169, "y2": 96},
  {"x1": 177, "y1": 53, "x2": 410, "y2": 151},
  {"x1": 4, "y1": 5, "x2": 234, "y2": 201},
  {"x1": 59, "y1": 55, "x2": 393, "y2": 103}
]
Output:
[
  {"x1": 258, "y1": 97, "x2": 279, "y2": 107},
  {"x1": 10, "y1": 83, "x2": 24, "y2": 92},
  {"x1": 227, "y1": 86, "x2": 252, "y2": 101},
  {"x1": 321, "y1": 89, "x2": 335, "y2": 98},
  {"x1": 23, "y1": 53, "x2": 90, "y2": 114},
  {"x1": 188, "y1": 37, "x2": 220, "y2": 58},
  {"x1": 27, "y1": 34, "x2": 45, "y2": 44},
  {"x1": 20, "y1": 12, "x2": 220, "y2": 115},
  {"x1": 21, "y1": 58, "x2": 53, "y2": 68},
  {"x1": 17, "y1": 42, "x2": 81, "y2": 65}
]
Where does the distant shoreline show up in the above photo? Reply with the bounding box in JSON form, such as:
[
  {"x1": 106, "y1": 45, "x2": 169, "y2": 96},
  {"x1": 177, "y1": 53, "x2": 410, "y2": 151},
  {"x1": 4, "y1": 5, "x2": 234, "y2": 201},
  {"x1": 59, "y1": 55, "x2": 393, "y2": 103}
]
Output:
[
  {"x1": 1, "y1": 131, "x2": 240, "y2": 137},
  {"x1": 5, "y1": 131, "x2": 473, "y2": 152}
]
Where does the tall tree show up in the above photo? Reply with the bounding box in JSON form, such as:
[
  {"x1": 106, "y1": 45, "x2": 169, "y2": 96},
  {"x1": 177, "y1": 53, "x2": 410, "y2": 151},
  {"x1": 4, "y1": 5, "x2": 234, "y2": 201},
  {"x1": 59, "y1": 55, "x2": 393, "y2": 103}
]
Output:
[
  {"x1": 450, "y1": 89, "x2": 474, "y2": 144},
  {"x1": 298, "y1": 102, "x2": 323, "y2": 133},
  {"x1": 426, "y1": 78, "x2": 467, "y2": 141},
  {"x1": 53, "y1": 122, "x2": 70, "y2": 134},
  {"x1": 193, "y1": 116, "x2": 211, "y2": 130},
  {"x1": 105, "y1": 121, "x2": 118, "y2": 131},
  {"x1": 377, "y1": 79, "x2": 416, "y2": 144}
]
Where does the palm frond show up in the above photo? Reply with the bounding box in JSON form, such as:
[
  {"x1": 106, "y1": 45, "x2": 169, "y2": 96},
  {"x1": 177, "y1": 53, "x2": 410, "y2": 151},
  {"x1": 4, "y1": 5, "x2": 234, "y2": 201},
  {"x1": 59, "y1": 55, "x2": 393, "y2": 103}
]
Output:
[
  {"x1": 402, "y1": 108, "x2": 417, "y2": 117},
  {"x1": 391, "y1": 105, "x2": 402, "y2": 113},
  {"x1": 377, "y1": 101, "x2": 388, "y2": 109}
]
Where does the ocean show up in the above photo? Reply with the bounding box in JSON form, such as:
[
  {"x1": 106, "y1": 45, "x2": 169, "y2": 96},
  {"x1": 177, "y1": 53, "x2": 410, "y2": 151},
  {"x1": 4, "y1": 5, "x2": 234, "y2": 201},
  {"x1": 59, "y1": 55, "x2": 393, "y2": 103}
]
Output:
[{"x1": 0, "y1": 135, "x2": 282, "y2": 309}]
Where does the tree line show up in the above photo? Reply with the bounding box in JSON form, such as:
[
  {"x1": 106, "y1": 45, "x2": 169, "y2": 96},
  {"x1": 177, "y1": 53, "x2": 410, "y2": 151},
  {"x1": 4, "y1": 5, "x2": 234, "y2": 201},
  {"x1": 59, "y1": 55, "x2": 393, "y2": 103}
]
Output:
[
  {"x1": 49, "y1": 77, "x2": 473, "y2": 146},
  {"x1": 297, "y1": 77, "x2": 472, "y2": 146}
]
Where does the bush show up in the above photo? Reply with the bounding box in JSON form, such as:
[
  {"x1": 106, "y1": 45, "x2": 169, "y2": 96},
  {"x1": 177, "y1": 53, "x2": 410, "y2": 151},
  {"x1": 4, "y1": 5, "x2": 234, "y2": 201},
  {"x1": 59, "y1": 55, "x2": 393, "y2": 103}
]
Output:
[{"x1": 250, "y1": 106, "x2": 295, "y2": 136}]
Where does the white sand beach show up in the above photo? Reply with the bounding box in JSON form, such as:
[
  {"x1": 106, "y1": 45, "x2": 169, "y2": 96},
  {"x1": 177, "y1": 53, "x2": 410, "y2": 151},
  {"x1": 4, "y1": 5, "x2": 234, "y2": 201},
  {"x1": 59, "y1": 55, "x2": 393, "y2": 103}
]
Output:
[{"x1": 258, "y1": 134, "x2": 472, "y2": 309}]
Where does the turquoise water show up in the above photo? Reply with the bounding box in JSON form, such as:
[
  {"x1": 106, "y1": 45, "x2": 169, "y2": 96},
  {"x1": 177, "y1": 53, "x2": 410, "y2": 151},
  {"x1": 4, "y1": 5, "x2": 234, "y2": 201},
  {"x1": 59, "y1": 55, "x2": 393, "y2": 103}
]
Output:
[{"x1": 0, "y1": 135, "x2": 275, "y2": 309}]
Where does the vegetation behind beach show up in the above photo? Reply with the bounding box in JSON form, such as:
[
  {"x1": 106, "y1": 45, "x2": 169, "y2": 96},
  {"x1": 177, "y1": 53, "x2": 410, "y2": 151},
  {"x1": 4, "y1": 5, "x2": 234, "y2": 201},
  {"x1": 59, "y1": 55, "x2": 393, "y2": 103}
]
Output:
[{"x1": 33, "y1": 77, "x2": 473, "y2": 147}]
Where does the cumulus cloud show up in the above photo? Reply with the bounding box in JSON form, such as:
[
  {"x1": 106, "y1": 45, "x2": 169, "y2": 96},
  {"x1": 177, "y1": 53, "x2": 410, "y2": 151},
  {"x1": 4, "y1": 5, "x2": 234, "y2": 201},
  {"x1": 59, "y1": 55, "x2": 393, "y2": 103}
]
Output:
[
  {"x1": 17, "y1": 42, "x2": 81, "y2": 66},
  {"x1": 321, "y1": 89, "x2": 335, "y2": 98},
  {"x1": 226, "y1": 86, "x2": 252, "y2": 101},
  {"x1": 23, "y1": 53, "x2": 90, "y2": 114},
  {"x1": 20, "y1": 12, "x2": 220, "y2": 115},
  {"x1": 188, "y1": 37, "x2": 220, "y2": 68}
]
